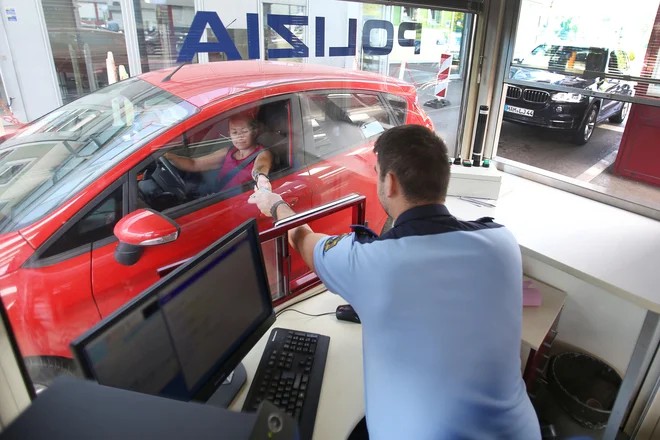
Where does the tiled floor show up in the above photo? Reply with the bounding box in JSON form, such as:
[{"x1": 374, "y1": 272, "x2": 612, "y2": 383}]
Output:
[{"x1": 591, "y1": 166, "x2": 660, "y2": 209}]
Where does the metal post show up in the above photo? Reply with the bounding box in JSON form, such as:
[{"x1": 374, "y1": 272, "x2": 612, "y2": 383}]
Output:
[
  {"x1": 83, "y1": 44, "x2": 98, "y2": 92},
  {"x1": 275, "y1": 235, "x2": 290, "y2": 300},
  {"x1": 471, "y1": 105, "x2": 489, "y2": 166},
  {"x1": 632, "y1": 356, "x2": 660, "y2": 438},
  {"x1": 604, "y1": 311, "x2": 660, "y2": 440},
  {"x1": 119, "y1": 0, "x2": 143, "y2": 77},
  {"x1": 68, "y1": 44, "x2": 84, "y2": 98}
]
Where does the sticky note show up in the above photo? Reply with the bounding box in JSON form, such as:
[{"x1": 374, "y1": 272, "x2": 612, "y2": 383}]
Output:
[{"x1": 523, "y1": 280, "x2": 542, "y2": 307}]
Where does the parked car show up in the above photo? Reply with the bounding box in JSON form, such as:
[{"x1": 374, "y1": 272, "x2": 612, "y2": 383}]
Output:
[
  {"x1": 0, "y1": 61, "x2": 433, "y2": 390},
  {"x1": 504, "y1": 45, "x2": 634, "y2": 145}
]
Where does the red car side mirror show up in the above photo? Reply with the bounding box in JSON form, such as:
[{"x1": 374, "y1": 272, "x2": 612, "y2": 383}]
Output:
[{"x1": 113, "y1": 209, "x2": 180, "y2": 266}]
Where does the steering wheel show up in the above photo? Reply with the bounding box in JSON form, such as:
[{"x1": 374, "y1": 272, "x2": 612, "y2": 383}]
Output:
[{"x1": 155, "y1": 156, "x2": 187, "y2": 201}]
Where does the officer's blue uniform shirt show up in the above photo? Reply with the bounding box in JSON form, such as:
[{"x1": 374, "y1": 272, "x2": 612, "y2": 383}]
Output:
[{"x1": 313, "y1": 204, "x2": 541, "y2": 440}]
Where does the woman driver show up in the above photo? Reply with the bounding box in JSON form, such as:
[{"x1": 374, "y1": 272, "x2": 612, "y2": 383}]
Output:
[{"x1": 164, "y1": 112, "x2": 273, "y2": 192}]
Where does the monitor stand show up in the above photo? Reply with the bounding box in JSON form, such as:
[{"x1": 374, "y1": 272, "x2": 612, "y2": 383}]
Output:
[{"x1": 205, "y1": 362, "x2": 247, "y2": 409}]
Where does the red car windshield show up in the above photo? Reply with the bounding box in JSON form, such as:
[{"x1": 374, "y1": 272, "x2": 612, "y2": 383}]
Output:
[{"x1": 0, "y1": 78, "x2": 197, "y2": 233}]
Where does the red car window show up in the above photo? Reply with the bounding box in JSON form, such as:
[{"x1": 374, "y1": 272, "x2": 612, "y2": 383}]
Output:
[{"x1": 135, "y1": 98, "x2": 294, "y2": 214}]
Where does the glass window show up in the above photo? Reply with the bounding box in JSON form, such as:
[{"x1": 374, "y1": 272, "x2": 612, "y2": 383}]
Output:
[
  {"x1": 0, "y1": 78, "x2": 196, "y2": 233},
  {"x1": 388, "y1": 6, "x2": 471, "y2": 154},
  {"x1": 304, "y1": 92, "x2": 392, "y2": 159},
  {"x1": 5, "y1": 0, "x2": 479, "y2": 394},
  {"x1": 263, "y1": 3, "x2": 308, "y2": 63},
  {"x1": 497, "y1": 0, "x2": 660, "y2": 214},
  {"x1": 40, "y1": 187, "x2": 122, "y2": 259},
  {"x1": 386, "y1": 93, "x2": 408, "y2": 125},
  {"x1": 40, "y1": 0, "x2": 130, "y2": 103},
  {"x1": 136, "y1": 99, "x2": 292, "y2": 212},
  {"x1": 134, "y1": 0, "x2": 196, "y2": 72}
]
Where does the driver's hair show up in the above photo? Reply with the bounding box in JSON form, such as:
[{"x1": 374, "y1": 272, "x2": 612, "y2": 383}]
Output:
[{"x1": 229, "y1": 110, "x2": 259, "y2": 132}]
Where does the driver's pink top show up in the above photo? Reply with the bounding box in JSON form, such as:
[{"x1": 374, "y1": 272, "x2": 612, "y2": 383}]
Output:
[{"x1": 217, "y1": 145, "x2": 264, "y2": 188}]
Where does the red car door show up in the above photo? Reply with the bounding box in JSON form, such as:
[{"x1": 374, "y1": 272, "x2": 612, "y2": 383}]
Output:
[
  {"x1": 5, "y1": 181, "x2": 126, "y2": 359},
  {"x1": 90, "y1": 95, "x2": 312, "y2": 316}
]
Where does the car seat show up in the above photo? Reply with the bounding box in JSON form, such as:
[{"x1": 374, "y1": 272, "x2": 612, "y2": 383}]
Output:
[
  {"x1": 256, "y1": 102, "x2": 291, "y2": 172},
  {"x1": 585, "y1": 51, "x2": 605, "y2": 74}
]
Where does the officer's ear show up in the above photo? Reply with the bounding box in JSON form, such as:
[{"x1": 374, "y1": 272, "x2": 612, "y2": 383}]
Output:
[{"x1": 384, "y1": 171, "x2": 398, "y2": 198}]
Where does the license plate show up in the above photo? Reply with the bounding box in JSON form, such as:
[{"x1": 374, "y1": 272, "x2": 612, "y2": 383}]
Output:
[{"x1": 505, "y1": 105, "x2": 534, "y2": 117}]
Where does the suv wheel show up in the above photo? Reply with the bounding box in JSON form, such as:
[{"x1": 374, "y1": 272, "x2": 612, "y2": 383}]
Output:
[
  {"x1": 609, "y1": 102, "x2": 630, "y2": 124},
  {"x1": 573, "y1": 106, "x2": 598, "y2": 145}
]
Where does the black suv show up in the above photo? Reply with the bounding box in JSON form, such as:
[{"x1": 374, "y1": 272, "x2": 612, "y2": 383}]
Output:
[{"x1": 504, "y1": 45, "x2": 634, "y2": 145}]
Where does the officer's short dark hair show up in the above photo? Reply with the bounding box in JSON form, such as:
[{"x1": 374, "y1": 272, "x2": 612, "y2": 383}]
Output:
[{"x1": 374, "y1": 124, "x2": 450, "y2": 203}]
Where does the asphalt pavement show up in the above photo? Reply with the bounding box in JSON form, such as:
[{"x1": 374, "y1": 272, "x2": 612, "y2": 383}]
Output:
[
  {"x1": 497, "y1": 120, "x2": 660, "y2": 206},
  {"x1": 497, "y1": 121, "x2": 624, "y2": 179}
]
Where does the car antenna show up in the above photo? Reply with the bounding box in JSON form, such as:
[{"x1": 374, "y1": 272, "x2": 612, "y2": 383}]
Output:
[{"x1": 162, "y1": 62, "x2": 189, "y2": 83}]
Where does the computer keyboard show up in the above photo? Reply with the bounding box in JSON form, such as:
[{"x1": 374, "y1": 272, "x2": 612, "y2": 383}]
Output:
[{"x1": 243, "y1": 328, "x2": 330, "y2": 440}]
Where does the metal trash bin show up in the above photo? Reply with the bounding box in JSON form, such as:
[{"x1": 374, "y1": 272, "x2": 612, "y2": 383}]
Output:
[{"x1": 548, "y1": 352, "x2": 622, "y2": 429}]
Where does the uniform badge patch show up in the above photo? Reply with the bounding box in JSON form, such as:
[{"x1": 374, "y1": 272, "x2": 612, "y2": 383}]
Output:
[{"x1": 323, "y1": 234, "x2": 348, "y2": 253}]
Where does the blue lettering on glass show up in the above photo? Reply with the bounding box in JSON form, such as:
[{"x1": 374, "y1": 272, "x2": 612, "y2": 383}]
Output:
[
  {"x1": 246, "y1": 13, "x2": 260, "y2": 59},
  {"x1": 362, "y1": 20, "x2": 394, "y2": 56},
  {"x1": 398, "y1": 22, "x2": 422, "y2": 55},
  {"x1": 267, "y1": 14, "x2": 309, "y2": 59},
  {"x1": 315, "y1": 17, "x2": 325, "y2": 57},
  {"x1": 177, "y1": 11, "x2": 241, "y2": 63},
  {"x1": 177, "y1": 11, "x2": 422, "y2": 63},
  {"x1": 329, "y1": 18, "x2": 357, "y2": 57}
]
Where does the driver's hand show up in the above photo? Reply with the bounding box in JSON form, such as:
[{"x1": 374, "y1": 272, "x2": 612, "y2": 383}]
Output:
[
  {"x1": 256, "y1": 174, "x2": 271, "y2": 191},
  {"x1": 248, "y1": 188, "x2": 283, "y2": 217}
]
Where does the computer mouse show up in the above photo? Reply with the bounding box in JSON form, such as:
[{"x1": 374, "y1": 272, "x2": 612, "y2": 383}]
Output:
[{"x1": 336, "y1": 304, "x2": 361, "y2": 324}]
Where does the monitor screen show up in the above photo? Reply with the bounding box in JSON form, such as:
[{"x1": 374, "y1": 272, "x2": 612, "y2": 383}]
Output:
[{"x1": 71, "y1": 219, "x2": 275, "y2": 401}]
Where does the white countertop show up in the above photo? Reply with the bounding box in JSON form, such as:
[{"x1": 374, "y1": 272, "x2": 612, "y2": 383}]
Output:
[
  {"x1": 229, "y1": 291, "x2": 365, "y2": 440},
  {"x1": 446, "y1": 173, "x2": 660, "y2": 314},
  {"x1": 229, "y1": 284, "x2": 564, "y2": 439}
]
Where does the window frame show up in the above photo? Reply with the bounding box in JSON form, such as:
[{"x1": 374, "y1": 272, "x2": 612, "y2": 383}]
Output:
[
  {"x1": 128, "y1": 93, "x2": 305, "y2": 220},
  {"x1": 383, "y1": 92, "x2": 409, "y2": 126},
  {"x1": 300, "y1": 89, "x2": 399, "y2": 166},
  {"x1": 23, "y1": 175, "x2": 129, "y2": 268},
  {"x1": 487, "y1": 0, "x2": 660, "y2": 221}
]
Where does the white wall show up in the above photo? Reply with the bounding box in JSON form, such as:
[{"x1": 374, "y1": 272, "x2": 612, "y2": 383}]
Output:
[
  {"x1": 206, "y1": 0, "x2": 257, "y2": 29},
  {"x1": 0, "y1": 309, "x2": 30, "y2": 429},
  {"x1": 308, "y1": 0, "x2": 360, "y2": 69},
  {"x1": 522, "y1": 254, "x2": 647, "y2": 375},
  {"x1": 0, "y1": 0, "x2": 61, "y2": 122}
]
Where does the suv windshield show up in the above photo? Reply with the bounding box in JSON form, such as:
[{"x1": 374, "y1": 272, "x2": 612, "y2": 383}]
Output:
[
  {"x1": 0, "y1": 78, "x2": 197, "y2": 233},
  {"x1": 522, "y1": 45, "x2": 607, "y2": 74}
]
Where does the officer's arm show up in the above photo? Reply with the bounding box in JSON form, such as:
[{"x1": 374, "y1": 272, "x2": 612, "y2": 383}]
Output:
[{"x1": 274, "y1": 204, "x2": 326, "y2": 271}]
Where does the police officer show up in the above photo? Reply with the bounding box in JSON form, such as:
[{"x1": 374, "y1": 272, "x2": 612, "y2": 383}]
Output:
[{"x1": 249, "y1": 125, "x2": 541, "y2": 440}]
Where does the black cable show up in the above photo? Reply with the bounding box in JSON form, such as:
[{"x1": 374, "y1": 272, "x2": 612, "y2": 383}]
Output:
[
  {"x1": 276, "y1": 309, "x2": 335, "y2": 318},
  {"x1": 274, "y1": 289, "x2": 328, "y2": 317}
]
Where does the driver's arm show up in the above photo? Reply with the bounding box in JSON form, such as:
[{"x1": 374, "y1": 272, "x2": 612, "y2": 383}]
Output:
[
  {"x1": 252, "y1": 150, "x2": 273, "y2": 178},
  {"x1": 164, "y1": 148, "x2": 229, "y2": 172}
]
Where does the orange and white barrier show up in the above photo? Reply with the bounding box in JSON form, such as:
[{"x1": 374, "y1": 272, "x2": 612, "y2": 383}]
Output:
[
  {"x1": 434, "y1": 53, "x2": 452, "y2": 98},
  {"x1": 398, "y1": 61, "x2": 407, "y2": 80}
]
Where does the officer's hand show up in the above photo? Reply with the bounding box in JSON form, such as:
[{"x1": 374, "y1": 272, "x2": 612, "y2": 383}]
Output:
[
  {"x1": 248, "y1": 188, "x2": 283, "y2": 217},
  {"x1": 255, "y1": 174, "x2": 271, "y2": 191}
]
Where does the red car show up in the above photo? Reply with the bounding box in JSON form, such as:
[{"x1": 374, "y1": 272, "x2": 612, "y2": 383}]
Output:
[{"x1": 0, "y1": 61, "x2": 432, "y2": 389}]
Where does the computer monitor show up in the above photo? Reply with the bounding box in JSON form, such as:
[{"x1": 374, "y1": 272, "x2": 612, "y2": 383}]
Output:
[{"x1": 70, "y1": 219, "x2": 275, "y2": 403}]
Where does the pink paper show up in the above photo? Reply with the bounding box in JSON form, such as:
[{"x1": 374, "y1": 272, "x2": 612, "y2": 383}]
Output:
[{"x1": 523, "y1": 280, "x2": 542, "y2": 307}]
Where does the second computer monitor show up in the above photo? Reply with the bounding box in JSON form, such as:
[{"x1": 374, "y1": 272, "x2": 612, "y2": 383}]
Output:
[{"x1": 70, "y1": 219, "x2": 275, "y2": 402}]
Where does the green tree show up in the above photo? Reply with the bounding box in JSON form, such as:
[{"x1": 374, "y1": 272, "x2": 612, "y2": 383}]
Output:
[{"x1": 555, "y1": 17, "x2": 577, "y2": 40}]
